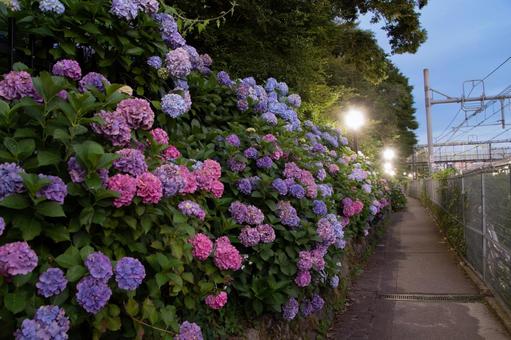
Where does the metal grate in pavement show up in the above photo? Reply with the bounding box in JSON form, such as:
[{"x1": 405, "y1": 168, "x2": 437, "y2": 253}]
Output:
[{"x1": 379, "y1": 293, "x2": 484, "y2": 303}]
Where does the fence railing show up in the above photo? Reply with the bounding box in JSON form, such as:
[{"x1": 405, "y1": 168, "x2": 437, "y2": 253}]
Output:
[{"x1": 408, "y1": 169, "x2": 511, "y2": 311}]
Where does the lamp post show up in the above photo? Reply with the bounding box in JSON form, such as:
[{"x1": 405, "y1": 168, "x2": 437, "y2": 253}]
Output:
[{"x1": 344, "y1": 109, "x2": 365, "y2": 153}]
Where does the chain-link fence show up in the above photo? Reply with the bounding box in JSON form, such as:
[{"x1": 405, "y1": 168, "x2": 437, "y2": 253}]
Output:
[{"x1": 409, "y1": 167, "x2": 511, "y2": 312}]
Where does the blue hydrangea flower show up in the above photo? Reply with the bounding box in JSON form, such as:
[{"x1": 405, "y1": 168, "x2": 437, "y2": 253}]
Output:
[
  {"x1": 287, "y1": 94, "x2": 301, "y2": 108},
  {"x1": 272, "y1": 178, "x2": 288, "y2": 195},
  {"x1": 161, "y1": 93, "x2": 187, "y2": 118},
  {"x1": 217, "y1": 71, "x2": 233, "y2": 87},
  {"x1": 15, "y1": 305, "x2": 70, "y2": 339},
  {"x1": 114, "y1": 257, "x2": 145, "y2": 290},
  {"x1": 256, "y1": 156, "x2": 273, "y2": 169},
  {"x1": 147, "y1": 56, "x2": 162, "y2": 69},
  {"x1": 265, "y1": 78, "x2": 278, "y2": 92},
  {"x1": 76, "y1": 276, "x2": 111, "y2": 314},
  {"x1": 36, "y1": 268, "x2": 68, "y2": 298},
  {"x1": 110, "y1": 0, "x2": 138, "y2": 20},
  {"x1": 243, "y1": 147, "x2": 259, "y2": 159},
  {"x1": 261, "y1": 112, "x2": 278, "y2": 125},
  {"x1": 39, "y1": 0, "x2": 65, "y2": 14},
  {"x1": 85, "y1": 252, "x2": 113, "y2": 281},
  {"x1": 36, "y1": 175, "x2": 67, "y2": 204},
  {"x1": 0, "y1": 162, "x2": 25, "y2": 200},
  {"x1": 289, "y1": 184, "x2": 305, "y2": 199},
  {"x1": 312, "y1": 200, "x2": 327, "y2": 216}
]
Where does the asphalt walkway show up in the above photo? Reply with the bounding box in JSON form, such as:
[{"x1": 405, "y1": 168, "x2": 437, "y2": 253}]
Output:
[{"x1": 329, "y1": 197, "x2": 510, "y2": 340}]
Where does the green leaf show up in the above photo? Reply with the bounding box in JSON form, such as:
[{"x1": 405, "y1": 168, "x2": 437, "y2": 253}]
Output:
[
  {"x1": 55, "y1": 246, "x2": 81, "y2": 268},
  {"x1": 142, "y1": 299, "x2": 159, "y2": 324},
  {"x1": 126, "y1": 47, "x2": 144, "y2": 55},
  {"x1": 155, "y1": 273, "x2": 170, "y2": 288},
  {"x1": 66, "y1": 265, "x2": 87, "y2": 282},
  {"x1": 252, "y1": 299, "x2": 263, "y2": 316},
  {"x1": 36, "y1": 201, "x2": 66, "y2": 217},
  {"x1": 82, "y1": 23, "x2": 101, "y2": 34},
  {"x1": 16, "y1": 139, "x2": 35, "y2": 159},
  {"x1": 125, "y1": 299, "x2": 139, "y2": 316},
  {"x1": 37, "y1": 150, "x2": 61, "y2": 166},
  {"x1": 14, "y1": 217, "x2": 42, "y2": 241},
  {"x1": 0, "y1": 194, "x2": 30, "y2": 209},
  {"x1": 4, "y1": 292, "x2": 27, "y2": 314},
  {"x1": 44, "y1": 225, "x2": 70, "y2": 242},
  {"x1": 182, "y1": 272, "x2": 194, "y2": 284},
  {"x1": 161, "y1": 305, "x2": 178, "y2": 329}
]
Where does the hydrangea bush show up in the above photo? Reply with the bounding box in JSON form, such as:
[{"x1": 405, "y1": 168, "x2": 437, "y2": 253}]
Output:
[{"x1": 0, "y1": 2, "x2": 396, "y2": 339}]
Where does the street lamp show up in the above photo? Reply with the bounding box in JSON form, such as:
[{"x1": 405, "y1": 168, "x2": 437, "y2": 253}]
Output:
[
  {"x1": 383, "y1": 147, "x2": 396, "y2": 161},
  {"x1": 344, "y1": 108, "x2": 365, "y2": 152}
]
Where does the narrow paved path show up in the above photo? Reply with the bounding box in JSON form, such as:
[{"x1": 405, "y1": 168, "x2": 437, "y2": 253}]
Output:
[{"x1": 329, "y1": 197, "x2": 510, "y2": 340}]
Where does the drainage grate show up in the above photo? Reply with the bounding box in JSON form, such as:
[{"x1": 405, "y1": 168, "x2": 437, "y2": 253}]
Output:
[{"x1": 379, "y1": 293, "x2": 484, "y2": 303}]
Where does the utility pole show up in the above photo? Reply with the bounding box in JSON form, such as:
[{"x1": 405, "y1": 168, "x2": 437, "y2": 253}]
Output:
[{"x1": 423, "y1": 69, "x2": 434, "y2": 175}]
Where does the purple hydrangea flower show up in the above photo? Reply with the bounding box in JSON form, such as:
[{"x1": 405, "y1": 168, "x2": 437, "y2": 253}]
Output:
[
  {"x1": 300, "y1": 299, "x2": 314, "y2": 316},
  {"x1": 289, "y1": 184, "x2": 305, "y2": 199},
  {"x1": 76, "y1": 276, "x2": 111, "y2": 314},
  {"x1": 348, "y1": 168, "x2": 368, "y2": 181},
  {"x1": 295, "y1": 270, "x2": 311, "y2": 287},
  {"x1": 312, "y1": 143, "x2": 327, "y2": 153},
  {"x1": 0, "y1": 241, "x2": 38, "y2": 277},
  {"x1": 237, "y1": 178, "x2": 253, "y2": 195},
  {"x1": 85, "y1": 252, "x2": 112, "y2": 281},
  {"x1": 113, "y1": 148, "x2": 148, "y2": 177},
  {"x1": 229, "y1": 201, "x2": 264, "y2": 225},
  {"x1": 237, "y1": 99, "x2": 249, "y2": 112},
  {"x1": 52, "y1": 59, "x2": 81, "y2": 80},
  {"x1": 178, "y1": 200, "x2": 206, "y2": 220},
  {"x1": 0, "y1": 216, "x2": 4, "y2": 236},
  {"x1": 225, "y1": 134, "x2": 240, "y2": 147},
  {"x1": 276, "y1": 82, "x2": 289, "y2": 95},
  {"x1": 110, "y1": 0, "x2": 138, "y2": 20},
  {"x1": 176, "y1": 321, "x2": 203, "y2": 340},
  {"x1": 311, "y1": 294, "x2": 325, "y2": 312},
  {"x1": 0, "y1": 162, "x2": 25, "y2": 200},
  {"x1": 243, "y1": 147, "x2": 259, "y2": 159},
  {"x1": 161, "y1": 93, "x2": 188, "y2": 118},
  {"x1": 67, "y1": 156, "x2": 86, "y2": 183},
  {"x1": 277, "y1": 201, "x2": 300, "y2": 228},
  {"x1": 316, "y1": 168, "x2": 327, "y2": 181},
  {"x1": 15, "y1": 305, "x2": 70, "y2": 340},
  {"x1": 282, "y1": 297, "x2": 299, "y2": 321},
  {"x1": 153, "y1": 13, "x2": 178, "y2": 43},
  {"x1": 217, "y1": 71, "x2": 233, "y2": 86},
  {"x1": 287, "y1": 94, "x2": 301, "y2": 108},
  {"x1": 318, "y1": 184, "x2": 333, "y2": 197},
  {"x1": 272, "y1": 178, "x2": 288, "y2": 195},
  {"x1": 330, "y1": 275, "x2": 340, "y2": 288},
  {"x1": 36, "y1": 175, "x2": 67, "y2": 204},
  {"x1": 36, "y1": 268, "x2": 67, "y2": 297},
  {"x1": 153, "y1": 164, "x2": 185, "y2": 197},
  {"x1": 261, "y1": 112, "x2": 278, "y2": 125},
  {"x1": 227, "y1": 158, "x2": 246, "y2": 173},
  {"x1": 166, "y1": 48, "x2": 192, "y2": 78},
  {"x1": 298, "y1": 251, "x2": 313, "y2": 271},
  {"x1": 138, "y1": 0, "x2": 159, "y2": 14},
  {"x1": 257, "y1": 224, "x2": 275, "y2": 243},
  {"x1": 91, "y1": 110, "x2": 131, "y2": 146},
  {"x1": 238, "y1": 226, "x2": 260, "y2": 247},
  {"x1": 256, "y1": 156, "x2": 273, "y2": 169},
  {"x1": 362, "y1": 183, "x2": 372, "y2": 193},
  {"x1": 312, "y1": 200, "x2": 327, "y2": 216},
  {"x1": 79, "y1": 72, "x2": 109, "y2": 92},
  {"x1": 147, "y1": 56, "x2": 162, "y2": 69},
  {"x1": 39, "y1": 0, "x2": 65, "y2": 14},
  {"x1": 114, "y1": 257, "x2": 146, "y2": 291},
  {"x1": 0, "y1": 71, "x2": 41, "y2": 102}
]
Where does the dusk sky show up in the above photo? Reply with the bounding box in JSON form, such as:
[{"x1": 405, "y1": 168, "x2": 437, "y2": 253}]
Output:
[{"x1": 361, "y1": 0, "x2": 511, "y2": 145}]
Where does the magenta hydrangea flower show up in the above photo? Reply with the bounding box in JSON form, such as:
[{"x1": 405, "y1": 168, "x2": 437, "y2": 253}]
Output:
[
  {"x1": 282, "y1": 297, "x2": 299, "y2": 321},
  {"x1": 162, "y1": 145, "x2": 181, "y2": 160},
  {"x1": 150, "y1": 128, "x2": 169, "y2": 145},
  {"x1": 15, "y1": 305, "x2": 70, "y2": 340},
  {"x1": 189, "y1": 233, "x2": 213, "y2": 261},
  {"x1": 0, "y1": 70, "x2": 40, "y2": 101},
  {"x1": 52, "y1": 59, "x2": 81, "y2": 80},
  {"x1": 176, "y1": 321, "x2": 203, "y2": 340},
  {"x1": 295, "y1": 270, "x2": 311, "y2": 287},
  {"x1": 114, "y1": 257, "x2": 145, "y2": 290},
  {"x1": 106, "y1": 174, "x2": 137, "y2": 208},
  {"x1": 178, "y1": 200, "x2": 206, "y2": 220},
  {"x1": 257, "y1": 224, "x2": 275, "y2": 243},
  {"x1": 76, "y1": 276, "x2": 111, "y2": 314},
  {"x1": 136, "y1": 172, "x2": 163, "y2": 204},
  {"x1": 213, "y1": 236, "x2": 242, "y2": 271},
  {"x1": 85, "y1": 252, "x2": 112, "y2": 281},
  {"x1": 36, "y1": 268, "x2": 68, "y2": 297},
  {"x1": 166, "y1": 48, "x2": 192, "y2": 78},
  {"x1": 113, "y1": 148, "x2": 148, "y2": 177},
  {"x1": 36, "y1": 175, "x2": 67, "y2": 204},
  {"x1": 205, "y1": 291, "x2": 228, "y2": 310},
  {"x1": 78, "y1": 72, "x2": 109, "y2": 92},
  {"x1": 91, "y1": 110, "x2": 131, "y2": 146},
  {"x1": 115, "y1": 98, "x2": 154, "y2": 130},
  {"x1": 0, "y1": 241, "x2": 38, "y2": 277},
  {"x1": 178, "y1": 166, "x2": 198, "y2": 194},
  {"x1": 238, "y1": 226, "x2": 260, "y2": 247}
]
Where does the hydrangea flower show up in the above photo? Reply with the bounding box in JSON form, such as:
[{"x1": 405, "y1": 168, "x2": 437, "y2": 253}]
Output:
[
  {"x1": 272, "y1": 178, "x2": 288, "y2": 195},
  {"x1": 313, "y1": 200, "x2": 327, "y2": 216},
  {"x1": 330, "y1": 275, "x2": 340, "y2": 288},
  {"x1": 79, "y1": 72, "x2": 109, "y2": 92},
  {"x1": 238, "y1": 226, "x2": 260, "y2": 247},
  {"x1": 0, "y1": 71, "x2": 40, "y2": 101},
  {"x1": 217, "y1": 71, "x2": 233, "y2": 86},
  {"x1": 36, "y1": 174, "x2": 67, "y2": 204},
  {"x1": 318, "y1": 184, "x2": 333, "y2": 197},
  {"x1": 116, "y1": 98, "x2": 154, "y2": 130},
  {"x1": 153, "y1": 164, "x2": 185, "y2": 197},
  {"x1": 297, "y1": 251, "x2": 314, "y2": 271},
  {"x1": 110, "y1": 0, "x2": 138, "y2": 20},
  {"x1": 311, "y1": 294, "x2": 325, "y2": 312},
  {"x1": 261, "y1": 112, "x2": 278, "y2": 125},
  {"x1": 85, "y1": 252, "x2": 112, "y2": 281},
  {"x1": 244, "y1": 147, "x2": 259, "y2": 159},
  {"x1": 114, "y1": 257, "x2": 145, "y2": 290},
  {"x1": 136, "y1": 172, "x2": 163, "y2": 204},
  {"x1": 163, "y1": 145, "x2": 181, "y2": 160},
  {"x1": 229, "y1": 201, "x2": 264, "y2": 225},
  {"x1": 277, "y1": 201, "x2": 300, "y2": 228},
  {"x1": 161, "y1": 93, "x2": 188, "y2": 118},
  {"x1": 237, "y1": 178, "x2": 253, "y2": 195},
  {"x1": 295, "y1": 270, "x2": 311, "y2": 287},
  {"x1": 36, "y1": 268, "x2": 68, "y2": 297},
  {"x1": 0, "y1": 241, "x2": 38, "y2": 277},
  {"x1": 282, "y1": 297, "x2": 299, "y2": 321},
  {"x1": 178, "y1": 200, "x2": 206, "y2": 220},
  {"x1": 348, "y1": 168, "x2": 368, "y2": 181},
  {"x1": 166, "y1": 48, "x2": 192, "y2": 78},
  {"x1": 317, "y1": 218, "x2": 336, "y2": 244},
  {"x1": 138, "y1": 0, "x2": 159, "y2": 14},
  {"x1": 52, "y1": 59, "x2": 81, "y2": 80},
  {"x1": 67, "y1": 156, "x2": 86, "y2": 183},
  {"x1": 0, "y1": 162, "x2": 25, "y2": 199},
  {"x1": 213, "y1": 236, "x2": 242, "y2": 271},
  {"x1": 91, "y1": 110, "x2": 131, "y2": 146},
  {"x1": 150, "y1": 128, "x2": 169, "y2": 145},
  {"x1": 106, "y1": 174, "x2": 137, "y2": 208},
  {"x1": 15, "y1": 305, "x2": 70, "y2": 340},
  {"x1": 39, "y1": 0, "x2": 65, "y2": 14},
  {"x1": 205, "y1": 291, "x2": 228, "y2": 310},
  {"x1": 225, "y1": 134, "x2": 240, "y2": 147},
  {"x1": 113, "y1": 148, "x2": 148, "y2": 177},
  {"x1": 76, "y1": 276, "x2": 111, "y2": 314},
  {"x1": 147, "y1": 56, "x2": 163, "y2": 69},
  {"x1": 257, "y1": 224, "x2": 276, "y2": 243},
  {"x1": 227, "y1": 158, "x2": 246, "y2": 172},
  {"x1": 287, "y1": 94, "x2": 301, "y2": 108},
  {"x1": 189, "y1": 233, "x2": 213, "y2": 261},
  {"x1": 256, "y1": 156, "x2": 273, "y2": 169},
  {"x1": 362, "y1": 183, "x2": 372, "y2": 193},
  {"x1": 176, "y1": 321, "x2": 203, "y2": 340},
  {"x1": 289, "y1": 183, "x2": 305, "y2": 199}
]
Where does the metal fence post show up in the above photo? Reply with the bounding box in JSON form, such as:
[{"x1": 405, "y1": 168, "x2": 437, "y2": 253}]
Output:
[
  {"x1": 481, "y1": 172, "x2": 487, "y2": 281},
  {"x1": 461, "y1": 176, "x2": 466, "y2": 246}
]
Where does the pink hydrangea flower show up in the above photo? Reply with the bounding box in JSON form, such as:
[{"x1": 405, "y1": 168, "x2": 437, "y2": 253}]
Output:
[
  {"x1": 209, "y1": 180, "x2": 224, "y2": 198},
  {"x1": 271, "y1": 146, "x2": 284, "y2": 160},
  {"x1": 150, "y1": 128, "x2": 169, "y2": 145},
  {"x1": 136, "y1": 172, "x2": 163, "y2": 204},
  {"x1": 115, "y1": 98, "x2": 154, "y2": 130},
  {"x1": 295, "y1": 270, "x2": 311, "y2": 287},
  {"x1": 214, "y1": 237, "x2": 242, "y2": 271},
  {"x1": 327, "y1": 164, "x2": 340, "y2": 174},
  {"x1": 205, "y1": 291, "x2": 228, "y2": 310},
  {"x1": 163, "y1": 145, "x2": 181, "y2": 160},
  {"x1": 0, "y1": 241, "x2": 38, "y2": 277},
  {"x1": 107, "y1": 174, "x2": 137, "y2": 208},
  {"x1": 194, "y1": 160, "x2": 221, "y2": 190},
  {"x1": 189, "y1": 233, "x2": 213, "y2": 261},
  {"x1": 178, "y1": 166, "x2": 197, "y2": 194},
  {"x1": 262, "y1": 134, "x2": 277, "y2": 143}
]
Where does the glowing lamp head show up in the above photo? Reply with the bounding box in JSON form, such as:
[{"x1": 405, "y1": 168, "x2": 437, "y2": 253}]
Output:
[
  {"x1": 383, "y1": 148, "x2": 396, "y2": 161},
  {"x1": 344, "y1": 109, "x2": 365, "y2": 131}
]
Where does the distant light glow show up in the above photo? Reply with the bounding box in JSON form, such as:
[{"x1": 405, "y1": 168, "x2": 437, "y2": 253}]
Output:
[
  {"x1": 383, "y1": 162, "x2": 393, "y2": 171},
  {"x1": 344, "y1": 109, "x2": 365, "y2": 131},
  {"x1": 383, "y1": 148, "x2": 396, "y2": 161}
]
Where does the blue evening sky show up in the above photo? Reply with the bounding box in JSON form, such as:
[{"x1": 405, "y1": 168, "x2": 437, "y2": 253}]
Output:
[{"x1": 360, "y1": 0, "x2": 511, "y2": 145}]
